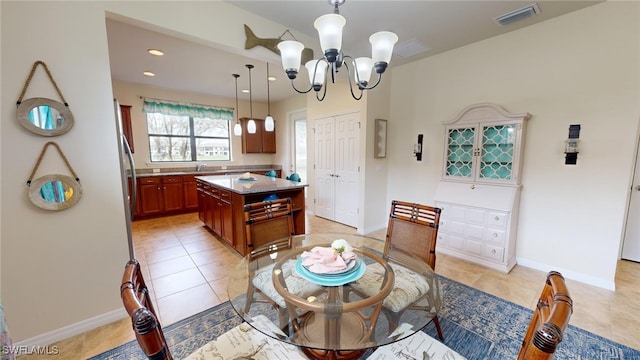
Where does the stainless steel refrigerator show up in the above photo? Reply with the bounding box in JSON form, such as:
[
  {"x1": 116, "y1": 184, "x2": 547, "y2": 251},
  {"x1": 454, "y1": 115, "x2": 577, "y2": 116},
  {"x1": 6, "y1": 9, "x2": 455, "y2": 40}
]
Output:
[{"x1": 114, "y1": 99, "x2": 137, "y2": 259}]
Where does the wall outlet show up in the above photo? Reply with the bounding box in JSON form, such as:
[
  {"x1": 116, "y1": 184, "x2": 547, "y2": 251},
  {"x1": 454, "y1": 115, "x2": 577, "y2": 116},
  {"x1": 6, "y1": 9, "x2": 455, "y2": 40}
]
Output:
[{"x1": 152, "y1": 168, "x2": 160, "y2": 173}]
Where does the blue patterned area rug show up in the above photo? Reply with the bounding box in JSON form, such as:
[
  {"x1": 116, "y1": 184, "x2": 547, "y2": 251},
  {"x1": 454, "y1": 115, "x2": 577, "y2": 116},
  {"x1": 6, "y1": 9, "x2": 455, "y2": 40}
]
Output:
[{"x1": 91, "y1": 276, "x2": 639, "y2": 360}]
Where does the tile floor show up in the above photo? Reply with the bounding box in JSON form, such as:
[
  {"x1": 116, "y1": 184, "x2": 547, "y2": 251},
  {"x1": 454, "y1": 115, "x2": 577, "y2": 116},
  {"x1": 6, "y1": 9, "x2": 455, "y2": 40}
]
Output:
[{"x1": 17, "y1": 212, "x2": 640, "y2": 359}]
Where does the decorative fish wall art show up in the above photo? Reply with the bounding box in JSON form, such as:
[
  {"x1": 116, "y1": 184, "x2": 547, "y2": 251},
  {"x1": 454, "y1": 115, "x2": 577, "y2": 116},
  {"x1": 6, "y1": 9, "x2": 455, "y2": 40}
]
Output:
[{"x1": 244, "y1": 24, "x2": 314, "y2": 65}]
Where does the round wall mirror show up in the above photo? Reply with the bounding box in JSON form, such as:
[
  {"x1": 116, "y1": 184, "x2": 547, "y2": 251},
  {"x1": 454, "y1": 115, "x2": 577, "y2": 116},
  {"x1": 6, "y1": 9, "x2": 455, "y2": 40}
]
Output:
[
  {"x1": 28, "y1": 174, "x2": 82, "y2": 210},
  {"x1": 16, "y1": 97, "x2": 74, "y2": 136}
]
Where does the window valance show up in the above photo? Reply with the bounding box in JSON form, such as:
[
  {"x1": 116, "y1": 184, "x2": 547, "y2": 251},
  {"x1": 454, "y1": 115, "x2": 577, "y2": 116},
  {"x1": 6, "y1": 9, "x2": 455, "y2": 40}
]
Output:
[{"x1": 142, "y1": 98, "x2": 234, "y2": 121}]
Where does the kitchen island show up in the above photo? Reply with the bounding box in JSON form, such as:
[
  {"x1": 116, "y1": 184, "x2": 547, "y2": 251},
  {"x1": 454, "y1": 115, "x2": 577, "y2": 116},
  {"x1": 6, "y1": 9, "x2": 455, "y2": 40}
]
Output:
[{"x1": 195, "y1": 174, "x2": 307, "y2": 256}]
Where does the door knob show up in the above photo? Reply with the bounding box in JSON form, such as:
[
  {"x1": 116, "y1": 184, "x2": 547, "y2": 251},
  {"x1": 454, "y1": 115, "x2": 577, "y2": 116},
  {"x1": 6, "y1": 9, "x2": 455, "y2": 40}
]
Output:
[{"x1": 635, "y1": 185, "x2": 640, "y2": 191}]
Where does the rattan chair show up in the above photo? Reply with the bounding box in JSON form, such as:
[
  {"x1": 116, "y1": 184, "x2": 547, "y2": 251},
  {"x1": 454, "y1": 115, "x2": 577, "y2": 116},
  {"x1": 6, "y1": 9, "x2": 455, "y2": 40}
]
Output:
[
  {"x1": 351, "y1": 200, "x2": 444, "y2": 340},
  {"x1": 121, "y1": 259, "x2": 173, "y2": 360},
  {"x1": 517, "y1": 271, "x2": 573, "y2": 360},
  {"x1": 243, "y1": 198, "x2": 319, "y2": 327}
]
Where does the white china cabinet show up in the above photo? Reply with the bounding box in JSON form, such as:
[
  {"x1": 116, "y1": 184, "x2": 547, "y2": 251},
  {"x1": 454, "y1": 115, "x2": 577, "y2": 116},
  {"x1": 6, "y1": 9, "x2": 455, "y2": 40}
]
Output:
[{"x1": 435, "y1": 103, "x2": 531, "y2": 273}]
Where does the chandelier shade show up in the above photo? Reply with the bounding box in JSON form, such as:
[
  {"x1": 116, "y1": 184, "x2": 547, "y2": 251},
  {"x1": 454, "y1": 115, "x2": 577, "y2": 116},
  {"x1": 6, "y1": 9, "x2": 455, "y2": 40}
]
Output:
[
  {"x1": 314, "y1": 13, "x2": 346, "y2": 61},
  {"x1": 276, "y1": 0, "x2": 397, "y2": 101}
]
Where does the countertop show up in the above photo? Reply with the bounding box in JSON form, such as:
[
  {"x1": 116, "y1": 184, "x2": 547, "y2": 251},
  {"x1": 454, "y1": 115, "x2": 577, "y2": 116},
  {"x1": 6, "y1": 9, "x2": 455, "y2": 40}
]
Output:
[
  {"x1": 195, "y1": 174, "x2": 307, "y2": 195},
  {"x1": 134, "y1": 166, "x2": 280, "y2": 178}
]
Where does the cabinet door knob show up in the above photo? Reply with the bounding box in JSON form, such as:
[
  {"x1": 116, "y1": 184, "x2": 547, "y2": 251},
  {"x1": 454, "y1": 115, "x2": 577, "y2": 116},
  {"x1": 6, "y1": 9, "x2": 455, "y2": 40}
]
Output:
[
  {"x1": 493, "y1": 233, "x2": 498, "y2": 237},
  {"x1": 470, "y1": 184, "x2": 476, "y2": 189},
  {"x1": 491, "y1": 249, "x2": 496, "y2": 254}
]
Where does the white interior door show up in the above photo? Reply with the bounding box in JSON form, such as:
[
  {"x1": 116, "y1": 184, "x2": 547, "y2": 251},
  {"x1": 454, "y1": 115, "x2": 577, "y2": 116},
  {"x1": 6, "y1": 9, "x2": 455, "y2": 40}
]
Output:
[
  {"x1": 314, "y1": 116, "x2": 335, "y2": 220},
  {"x1": 313, "y1": 112, "x2": 360, "y2": 227},
  {"x1": 622, "y1": 136, "x2": 640, "y2": 262},
  {"x1": 334, "y1": 113, "x2": 360, "y2": 227}
]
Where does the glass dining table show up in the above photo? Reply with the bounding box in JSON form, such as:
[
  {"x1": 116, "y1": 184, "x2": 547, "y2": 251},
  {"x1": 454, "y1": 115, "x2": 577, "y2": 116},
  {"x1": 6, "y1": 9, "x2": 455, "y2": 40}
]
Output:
[{"x1": 227, "y1": 233, "x2": 442, "y2": 360}]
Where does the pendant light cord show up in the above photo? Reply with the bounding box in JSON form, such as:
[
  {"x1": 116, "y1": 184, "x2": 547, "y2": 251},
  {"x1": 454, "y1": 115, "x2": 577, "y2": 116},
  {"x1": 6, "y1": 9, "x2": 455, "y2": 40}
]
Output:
[
  {"x1": 233, "y1": 74, "x2": 240, "y2": 124},
  {"x1": 267, "y1": 63, "x2": 271, "y2": 115},
  {"x1": 246, "y1": 64, "x2": 254, "y2": 120}
]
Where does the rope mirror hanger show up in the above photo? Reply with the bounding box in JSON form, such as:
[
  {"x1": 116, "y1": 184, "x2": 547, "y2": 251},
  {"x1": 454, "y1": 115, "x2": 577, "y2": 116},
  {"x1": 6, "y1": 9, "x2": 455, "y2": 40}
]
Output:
[{"x1": 16, "y1": 61, "x2": 74, "y2": 137}]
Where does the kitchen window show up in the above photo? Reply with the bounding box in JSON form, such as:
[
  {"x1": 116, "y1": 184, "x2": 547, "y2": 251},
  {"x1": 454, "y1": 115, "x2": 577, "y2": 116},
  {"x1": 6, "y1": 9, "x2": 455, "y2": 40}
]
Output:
[{"x1": 143, "y1": 98, "x2": 234, "y2": 162}]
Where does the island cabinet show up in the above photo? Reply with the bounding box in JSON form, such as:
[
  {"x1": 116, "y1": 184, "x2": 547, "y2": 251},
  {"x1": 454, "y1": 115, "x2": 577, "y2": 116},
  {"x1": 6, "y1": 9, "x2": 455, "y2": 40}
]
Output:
[
  {"x1": 435, "y1": 103, "x2": 530, "y2": 273},
  {"x1": 196, "y1": 174, "x2": 307, "y2": 256}
]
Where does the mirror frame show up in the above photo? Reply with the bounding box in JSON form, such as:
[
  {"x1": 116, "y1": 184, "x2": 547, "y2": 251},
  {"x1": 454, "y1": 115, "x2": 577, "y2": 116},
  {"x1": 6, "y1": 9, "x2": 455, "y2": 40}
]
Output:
[
  {"x1": 16, "y1": 97, "x2": 74, "y2": 137},
  {"x1": 28, "y1": 174, "x2": 82, "y2": 211}
]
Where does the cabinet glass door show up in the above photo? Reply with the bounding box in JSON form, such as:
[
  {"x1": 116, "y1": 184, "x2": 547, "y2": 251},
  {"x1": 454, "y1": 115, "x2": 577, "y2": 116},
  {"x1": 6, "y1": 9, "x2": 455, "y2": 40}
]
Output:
[
  {"x1": 446, "y1": 127, "x2": 475, "y2": 178},
  {"x1": 479, "y1": 124, "x2": 515, "y2": 180}
]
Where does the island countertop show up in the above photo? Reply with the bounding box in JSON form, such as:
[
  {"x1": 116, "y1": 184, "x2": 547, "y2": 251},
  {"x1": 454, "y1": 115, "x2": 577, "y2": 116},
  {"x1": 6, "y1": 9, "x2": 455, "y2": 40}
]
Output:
[{"x1": 195, "y1": 173, "x2": 307, "y2": 195}]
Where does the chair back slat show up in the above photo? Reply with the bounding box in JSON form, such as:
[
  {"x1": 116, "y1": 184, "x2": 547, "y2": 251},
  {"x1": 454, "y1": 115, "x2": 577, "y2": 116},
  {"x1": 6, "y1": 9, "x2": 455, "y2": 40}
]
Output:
[
  {"x1": 517, "y1": 271, "x2": 573, "y2": 360},
  {"x1": 385, "y1": 200, "x2": 441, "y2": 270},
  {"x1": 121, "y1": 259, "x2": 173, "y2": 360},
  {"x1": 244, "y1": 198, "x2": 295, "y2": 256}
]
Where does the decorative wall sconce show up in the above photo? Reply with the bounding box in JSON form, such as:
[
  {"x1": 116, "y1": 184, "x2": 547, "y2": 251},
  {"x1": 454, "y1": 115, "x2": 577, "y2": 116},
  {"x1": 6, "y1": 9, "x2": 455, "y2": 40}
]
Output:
[
  {"x1": 414, "y1": 134, "x2": 423, "y2": 161},
  {"x1": 564, "y1": 124, "x2": 580, "y2": 165},
  {"x1": 374, "y1": 119, "x2": 387, "y2": 158}
]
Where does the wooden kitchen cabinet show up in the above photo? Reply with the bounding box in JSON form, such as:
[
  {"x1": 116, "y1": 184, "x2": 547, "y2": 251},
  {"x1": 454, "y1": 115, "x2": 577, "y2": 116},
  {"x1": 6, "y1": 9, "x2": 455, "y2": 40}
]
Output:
[
  {"x1": 119, "y1": 105, "x2": 134, "y2": 153},
  {"x1": 183, "y1": 175, "x2": 199, "y2": 210},
  {"x1": 240, "y1": 117, "x2": 276, "y2": 153},
  {"x1": 138, "y1": 177, "x2": 163, "y2": 216},
  {"x1": 137, "y1": 176, "x2": 184, "y2": 216}
]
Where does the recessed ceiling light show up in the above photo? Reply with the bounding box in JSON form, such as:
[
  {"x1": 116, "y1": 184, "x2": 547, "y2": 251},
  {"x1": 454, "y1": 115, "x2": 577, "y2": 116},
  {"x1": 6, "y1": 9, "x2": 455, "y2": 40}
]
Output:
[
  {"x1": 143, "y1": 71, "x2": 155, "y2": 77},
  {"x1": 268, "y1": 76, "x2": 276, "y2": 82},
  {"x1": 241, "y1": 89, "x2": 250, "y2": 93},
  {"x1": 147, "y1": 49, "x2": 164, "y2": 56}
]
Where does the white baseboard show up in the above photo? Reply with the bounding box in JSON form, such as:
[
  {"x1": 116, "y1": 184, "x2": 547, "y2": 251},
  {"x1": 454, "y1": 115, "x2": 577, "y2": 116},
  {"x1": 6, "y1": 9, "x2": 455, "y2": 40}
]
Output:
[
  {"x1": 361, "y1": 222, "x2": 387, "y2": 236},
  {"x1": 516, "y1": 257, "x2": 616, "y2": 291},
  {"x1": 14, "y1": 308, "x2": 128, "y2": 347}
]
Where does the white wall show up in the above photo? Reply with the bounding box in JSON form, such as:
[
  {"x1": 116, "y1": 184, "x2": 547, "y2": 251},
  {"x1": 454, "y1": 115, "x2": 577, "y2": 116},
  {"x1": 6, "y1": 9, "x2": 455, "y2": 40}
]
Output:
[
  {"x1": 386, "y1": 2, "x2": 640, "y2": 289},
  {"x1": 0, "y1": 0, "x2": 315, "y2": 344}
]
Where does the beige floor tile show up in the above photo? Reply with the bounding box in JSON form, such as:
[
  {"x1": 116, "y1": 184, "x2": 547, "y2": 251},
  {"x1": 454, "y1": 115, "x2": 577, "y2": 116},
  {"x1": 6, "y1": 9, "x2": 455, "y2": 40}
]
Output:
[
  {"x1": 152, "y1": 267, "x2": 207, "y2": 298},
  {"x1": 144, "y1": 244, "x2": 188, "y2": 264},
  {"x1": 156, "y1": 283, "x2": 221, "y2": 326},
  {"x1": 147, "y1": 255, "x2": 197, "y2": 279}
]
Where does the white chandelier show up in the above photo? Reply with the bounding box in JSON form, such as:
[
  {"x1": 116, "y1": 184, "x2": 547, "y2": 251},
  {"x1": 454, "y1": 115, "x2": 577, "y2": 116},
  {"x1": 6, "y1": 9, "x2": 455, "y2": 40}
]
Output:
[{"x1": 277, "y1": 0, "x2": 398, "y2": 101}]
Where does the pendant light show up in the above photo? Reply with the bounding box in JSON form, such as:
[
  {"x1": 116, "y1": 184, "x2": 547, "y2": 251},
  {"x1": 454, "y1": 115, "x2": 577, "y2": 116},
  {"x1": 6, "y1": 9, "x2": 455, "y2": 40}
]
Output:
[
  {"x1": 246, "y1": 64, "x2": 256, "y2": 134},
  {"x1": 264, "y1": 63, "x2": 275, "y2": 132},
  {"x1": 232, "y1": 73, "x2": 242, "y2": 136}
]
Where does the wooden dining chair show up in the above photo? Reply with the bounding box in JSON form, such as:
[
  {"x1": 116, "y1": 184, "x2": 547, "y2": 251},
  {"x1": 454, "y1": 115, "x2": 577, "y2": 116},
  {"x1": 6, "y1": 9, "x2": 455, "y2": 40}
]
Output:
[
  {"x1": 243, "y1": 198, "x2": 320, "y2": 327},
  {"x1": 517, "y1": 271, "x2": 573, "y2": 360},
  {"x1": 121, "y1": 259, "x2": 173, "y2": 360},
  {"x1": 350, "y1": 200, "x2": 444, "y2": 340}
]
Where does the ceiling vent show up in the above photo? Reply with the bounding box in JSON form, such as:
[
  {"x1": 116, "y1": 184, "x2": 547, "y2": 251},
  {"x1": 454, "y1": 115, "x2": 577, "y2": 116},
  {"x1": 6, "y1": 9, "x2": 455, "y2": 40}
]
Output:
[{"x1": 495, "y1": 3, "x2": 540, "y2": 26}]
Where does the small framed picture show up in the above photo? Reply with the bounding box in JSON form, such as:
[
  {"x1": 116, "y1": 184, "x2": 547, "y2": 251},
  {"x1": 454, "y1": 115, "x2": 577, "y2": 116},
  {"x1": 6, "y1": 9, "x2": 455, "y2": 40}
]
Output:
[{"x1": 374, "y1": 119, "x2": 387, "y2": 158}]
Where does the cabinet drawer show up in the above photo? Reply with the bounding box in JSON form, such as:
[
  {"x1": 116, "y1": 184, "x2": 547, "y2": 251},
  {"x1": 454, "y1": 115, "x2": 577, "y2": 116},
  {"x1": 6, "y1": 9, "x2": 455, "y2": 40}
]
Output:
[
  {"x1": 219, "y1": 189, "x2": 232, "y2": 203},
  {"x1": 487, "y1": 211, "x2": 508, "y2": 228},
  {"x1": 465, "y1": 239, "x2": 483, "y2": 256},
  {"x1": 466, "y1": 208, "x2": 487, "y2": 225},
  {"x1": 183, "y1": 175, "x2": 196, "y2": 182},
  {"x1": 441, "y1": 204, "x2": 466, "y2": 221},
  {"x1": 485, "y1": 228, "x2": 506, "y2": 245},
  {"x1": 465, "y1": 223, "x2": 485, "y2": 241},
  {"x1": 483, "y1": 244, "x2": 504, "y2": 262},
  {"x1": 163, "y1": 176, "x2": 183, "y2": 183},
  {"x1": 445, "y1": 219, "x2": 465, "y2": 236},
  {"x1": 438, "y1": 233, "x2": 464, "y2": 251},
  {"x1": 139, "y1": 177, "x2": 161, "y2": 185}
]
